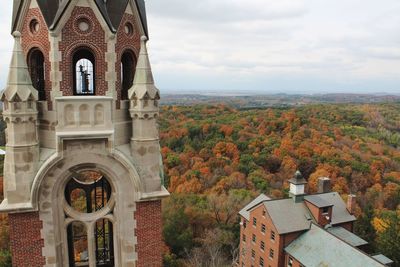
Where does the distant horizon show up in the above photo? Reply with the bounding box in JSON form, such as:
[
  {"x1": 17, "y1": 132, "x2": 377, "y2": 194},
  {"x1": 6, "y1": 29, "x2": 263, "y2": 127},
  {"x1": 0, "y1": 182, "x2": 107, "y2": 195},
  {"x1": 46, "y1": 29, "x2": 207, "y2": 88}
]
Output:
[{"x1": 161, "y1": 89, "x2": 400, "y2": 96}]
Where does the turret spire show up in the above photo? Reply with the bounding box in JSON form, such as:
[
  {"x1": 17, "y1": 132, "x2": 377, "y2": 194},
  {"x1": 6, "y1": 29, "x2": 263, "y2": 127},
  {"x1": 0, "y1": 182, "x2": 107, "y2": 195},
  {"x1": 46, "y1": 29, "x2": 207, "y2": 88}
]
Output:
[
  {"x1": 1, "y1": 31, "x2": 38, "y2": 102},
  {"x1": 128, "y1": 36, "x2": 160, "y2": 100}
]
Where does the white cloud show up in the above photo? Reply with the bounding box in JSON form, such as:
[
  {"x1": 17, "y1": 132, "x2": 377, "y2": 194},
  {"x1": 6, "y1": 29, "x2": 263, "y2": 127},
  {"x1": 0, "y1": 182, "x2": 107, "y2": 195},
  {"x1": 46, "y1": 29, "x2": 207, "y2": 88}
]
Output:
[{"x1": 0, "y1": 0, "x2": 399, "y2": 93}]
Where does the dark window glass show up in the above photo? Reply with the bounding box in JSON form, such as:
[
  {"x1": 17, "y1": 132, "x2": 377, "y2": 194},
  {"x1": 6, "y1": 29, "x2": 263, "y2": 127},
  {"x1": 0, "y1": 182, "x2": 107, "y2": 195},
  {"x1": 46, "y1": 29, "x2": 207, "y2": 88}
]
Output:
[
  {"x1": 121, "y1": 51, "x2": 136, "y2": 100},
  {"x1": 28, "y1": 48, "x2": 46, "y2": 100},
  {"x1": 67, "y1": 222, "x2": 89, "y2": 266}
]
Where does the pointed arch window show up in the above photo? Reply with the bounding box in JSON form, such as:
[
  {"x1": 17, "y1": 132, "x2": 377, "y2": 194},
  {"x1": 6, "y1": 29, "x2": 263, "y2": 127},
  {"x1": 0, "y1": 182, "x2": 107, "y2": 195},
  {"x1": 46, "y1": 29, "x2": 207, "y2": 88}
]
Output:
[
  {"x1": 65, "y1": 170, "x2": 115, "y2": 267},
  {"x1": 121, "y1": 51, "x2": 136, "y2": 100},
  {"x1": 28, "y1": 48, "x2": 46, "y2": 100},
  {"x1": 73, "y1": 49, "x2": 95, "y2": 95}
]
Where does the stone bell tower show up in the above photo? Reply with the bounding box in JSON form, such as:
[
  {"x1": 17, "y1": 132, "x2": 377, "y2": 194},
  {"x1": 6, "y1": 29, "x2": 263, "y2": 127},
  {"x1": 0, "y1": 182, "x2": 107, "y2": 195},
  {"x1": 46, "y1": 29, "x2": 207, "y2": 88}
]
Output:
[{"x1": 1, "y1": 1, "x2": 168, "y2": 266}]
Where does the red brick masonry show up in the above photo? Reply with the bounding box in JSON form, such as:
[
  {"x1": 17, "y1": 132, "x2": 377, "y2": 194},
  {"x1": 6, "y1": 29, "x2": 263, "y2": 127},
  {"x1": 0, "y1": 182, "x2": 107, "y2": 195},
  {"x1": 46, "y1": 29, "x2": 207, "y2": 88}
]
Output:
[
  {"x1": 9, "y1": 212, "x2": 45, "y2": 267},
  {"x1": 135, "y1": 200, "x2": 163, "y2": 267}
]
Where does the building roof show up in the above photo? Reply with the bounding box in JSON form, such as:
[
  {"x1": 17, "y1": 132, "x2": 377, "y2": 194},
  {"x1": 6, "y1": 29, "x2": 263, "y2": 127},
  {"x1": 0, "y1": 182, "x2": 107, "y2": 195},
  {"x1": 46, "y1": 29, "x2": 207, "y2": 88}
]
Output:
[
  {"x1": 238, "y1": 193, "x2": 270, "y2": 221},
  {"x1": 315, "y1": 192, "x2": 356, "y2": 225},
  {"x1": 304, "y1": 195, "x2": 333, "y2": 208},
  {"x1": 263, "y1": 199, "x2": 312, "y2": 234},
  {"x1": 327, "y1": 226, "x2": 368, "y2": 247},
  {"x1": 285, "y1": 224, "x2": 386, "y2": 267},
  {"x1": 241, "y1": 191, "x2": 356, "y2": 235},
  {"x1": 12, "y1": 0, "x2": 148, "y2": 35},
  {"x1": 372, "y1": 254, "x2": 394, "y2": 266}
]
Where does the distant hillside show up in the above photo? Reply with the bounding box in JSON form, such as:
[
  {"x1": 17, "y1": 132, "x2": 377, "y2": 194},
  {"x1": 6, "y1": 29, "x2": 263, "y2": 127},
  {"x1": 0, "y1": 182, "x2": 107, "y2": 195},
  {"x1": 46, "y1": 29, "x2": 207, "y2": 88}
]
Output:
[{"x1": 160, "y1": 93, "x2": 400, "y2": 108}]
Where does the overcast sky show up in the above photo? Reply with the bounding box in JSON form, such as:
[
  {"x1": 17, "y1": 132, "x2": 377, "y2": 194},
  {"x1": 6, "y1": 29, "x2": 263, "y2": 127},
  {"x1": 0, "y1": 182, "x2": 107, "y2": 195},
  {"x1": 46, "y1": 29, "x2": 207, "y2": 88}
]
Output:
[{"x1": 1, "y1": 0, "x2": 400, "y2": 94}]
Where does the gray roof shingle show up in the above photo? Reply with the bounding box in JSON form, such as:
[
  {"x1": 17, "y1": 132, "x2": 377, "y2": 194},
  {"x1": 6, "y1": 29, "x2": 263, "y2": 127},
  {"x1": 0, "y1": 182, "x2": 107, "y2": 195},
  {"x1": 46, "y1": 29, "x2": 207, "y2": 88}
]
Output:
[
  {"x1": 327, "y1": 226, "x2": 368, "y2": 247},
  {"x1": 372, "y1": 254, "x2": 394, "y2": 265},
  {"x1": 12, "y1": 0, "x2": 148, "y2": 36},
  {"x1": 263, "y1": 199, "x2": 312, "y2": 234},
  {"x1": 285, "y1": 224, "x2": 386, "y2": 267},
  {"x1": 304, "y1": 195, "x2": 333, "y2": 208},
  {"x1": 314, "y1": 192, "x2": 356, "y2": 225},
  {"x1": 238, "y1": 194, "x2": 270, "y2": 221},
  {"x1": 240, "y1": 192, "x2": 356, "y2": 235}
]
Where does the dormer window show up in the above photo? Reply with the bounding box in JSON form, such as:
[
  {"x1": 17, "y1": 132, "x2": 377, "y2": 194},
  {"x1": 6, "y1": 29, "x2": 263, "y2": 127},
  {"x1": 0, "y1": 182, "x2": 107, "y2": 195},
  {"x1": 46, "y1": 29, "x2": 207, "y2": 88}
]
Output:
[
  {"x1": 73, "y1": 48, "x2": 95, "y2": 95},
  {"x1": 322, "y1": 207, "x2": 329, "y2": 214}
]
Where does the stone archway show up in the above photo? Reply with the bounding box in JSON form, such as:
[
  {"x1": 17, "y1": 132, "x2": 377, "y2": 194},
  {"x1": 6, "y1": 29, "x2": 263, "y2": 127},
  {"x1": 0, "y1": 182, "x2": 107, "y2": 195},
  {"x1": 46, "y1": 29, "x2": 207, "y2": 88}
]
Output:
[{"x1": 33, "y1": 139, "x2": 143, "y2": 267}]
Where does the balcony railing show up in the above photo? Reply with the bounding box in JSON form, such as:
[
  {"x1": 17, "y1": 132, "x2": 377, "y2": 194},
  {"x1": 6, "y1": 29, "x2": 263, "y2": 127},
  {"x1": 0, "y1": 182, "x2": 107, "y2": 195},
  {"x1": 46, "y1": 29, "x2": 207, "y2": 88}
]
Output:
[{"x1": 55, "y1": 96, "x2": 113, "y2": 137}]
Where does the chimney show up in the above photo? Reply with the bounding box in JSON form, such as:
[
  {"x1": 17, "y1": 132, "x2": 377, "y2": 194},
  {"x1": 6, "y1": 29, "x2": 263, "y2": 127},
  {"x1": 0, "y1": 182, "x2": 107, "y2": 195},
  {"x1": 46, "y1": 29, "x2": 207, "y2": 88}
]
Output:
[
  {"x1": 317, "y1": 177, "x2": 331, "y2": 193},
  {"x1": 347, "y1": 194, "x2": 356, "y2": 215}
]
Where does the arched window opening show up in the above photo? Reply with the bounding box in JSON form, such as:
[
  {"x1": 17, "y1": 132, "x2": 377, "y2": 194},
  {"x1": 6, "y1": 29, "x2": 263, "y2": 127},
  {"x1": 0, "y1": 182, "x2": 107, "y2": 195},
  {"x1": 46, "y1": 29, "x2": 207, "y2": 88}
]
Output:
[
  {"x1": 67, "y1": 222, "x2": 89, "y2": 267},
  {"x1": 64, "y1": 170, "x2": 115, "y2": 266},
  {"x1": 73, "y1": 49, "x2": 95, "y2": 95},
  {"x1": 95, "y1": 219, "x2": 114, "y2": 266},
  {"x1": 121, "y1": 51, "x2": 136, "y2": 100},
  {"x1": 65, "y1": 170, "x2": 112, "y2": 214},
  {"x1": 28, "y1": 49, "x2": 46, "y2": 100}
]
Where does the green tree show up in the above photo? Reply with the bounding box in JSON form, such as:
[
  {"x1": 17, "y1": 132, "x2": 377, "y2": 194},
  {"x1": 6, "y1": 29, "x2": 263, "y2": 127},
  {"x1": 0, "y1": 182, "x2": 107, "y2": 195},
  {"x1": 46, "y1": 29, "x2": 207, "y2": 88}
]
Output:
[
  {"x1": 374, "y1": 210, "x2": 400, "y2": 266},
  {"x1": 163, "y1": 208, "x2": 193, "y2": 256}
]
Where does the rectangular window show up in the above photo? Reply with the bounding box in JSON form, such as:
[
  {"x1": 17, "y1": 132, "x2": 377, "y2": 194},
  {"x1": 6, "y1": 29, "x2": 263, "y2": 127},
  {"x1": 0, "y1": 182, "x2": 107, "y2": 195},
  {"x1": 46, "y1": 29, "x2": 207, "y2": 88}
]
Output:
[
  {"x1": 288, "y1": 257, "x2": 293, "y2": 267},
  {"x1": 251, "y1": 249, "x2": 255, "y2": 259},
  {"x1": 253, "y1": 217, "x2": 257, "y2": 227},
  {"x1": 260, "y1": 257, "x2": 264, "y2": 267},
  {"x1": 261, "y1": 224, "x2": 266, "y2": 234},
  {"x1": 243, "y1": 219, "x2": 247, "y2": 228},
  {"x1": 322, "y1": 207, "x2": 329, "y2": 214},
  {"x1": 243, "y1": 234, "x2": 246, "y2": 243},
  {"x1": 269, "y1": 249, "x2": 274, "y2": 259},
  {"x1": 271, "y1": 231, "x2": 275, "y2": 241},
  {"x1": 252, "y1": 234, "x2": 256, "y2": 243},
  {"x1": 260, "y1": 241, "x2": 265, "y2": 251},
  {"x1": 262, "y1": 209, "x2": 266, "y2": 217}
]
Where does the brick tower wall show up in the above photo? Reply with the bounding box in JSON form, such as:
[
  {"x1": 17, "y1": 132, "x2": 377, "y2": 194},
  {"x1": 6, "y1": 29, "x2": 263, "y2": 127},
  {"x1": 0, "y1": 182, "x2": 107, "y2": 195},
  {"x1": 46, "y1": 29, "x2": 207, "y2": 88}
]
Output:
[
  {"x1": 135, "y1": 200, "x2": 163, "y2": 267},
  {"x1": 8, "y1": 212, "x2": 45, "y2": 267}
]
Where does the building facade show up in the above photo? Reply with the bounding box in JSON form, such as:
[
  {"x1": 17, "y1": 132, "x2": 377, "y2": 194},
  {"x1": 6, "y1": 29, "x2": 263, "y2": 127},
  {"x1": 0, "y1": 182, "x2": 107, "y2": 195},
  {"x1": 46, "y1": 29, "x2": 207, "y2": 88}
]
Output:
[
  {"x1": 238, "y1": 173, "x2": 392, "y2": 267},
  {"x1": 1, "y1": 1, "x2": 169, "y2": 266}
]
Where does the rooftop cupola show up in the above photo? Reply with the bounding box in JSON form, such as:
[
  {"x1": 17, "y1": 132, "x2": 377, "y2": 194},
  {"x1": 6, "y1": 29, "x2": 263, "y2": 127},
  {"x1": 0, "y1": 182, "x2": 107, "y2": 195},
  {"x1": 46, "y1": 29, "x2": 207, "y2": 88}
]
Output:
[{"x1": 289, "y1": 170, "x2": 307, "y2": 202}]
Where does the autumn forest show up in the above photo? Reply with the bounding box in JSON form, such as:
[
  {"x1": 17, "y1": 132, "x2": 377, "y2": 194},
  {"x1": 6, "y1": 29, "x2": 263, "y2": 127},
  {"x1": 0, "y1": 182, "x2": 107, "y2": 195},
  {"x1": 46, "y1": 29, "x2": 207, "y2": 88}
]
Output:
[
  {"x1": 160, "y1": 103, "x2": 400, "y2": 266},
  {"x1": 0, "y1": 103, "x2": 399, "y2": 266}
]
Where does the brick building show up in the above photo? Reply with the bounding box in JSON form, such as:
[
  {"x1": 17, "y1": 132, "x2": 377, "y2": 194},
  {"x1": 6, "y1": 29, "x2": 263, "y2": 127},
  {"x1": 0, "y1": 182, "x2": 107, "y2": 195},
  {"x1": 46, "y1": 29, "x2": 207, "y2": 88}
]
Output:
[
  {"x1": 238, "y1": 172, "x2": 393, "y2": 267},
  {"x1": 0, "y1": 1, "x2": 168, "y2": 266}
]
